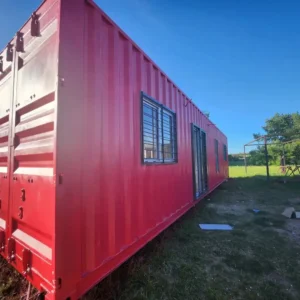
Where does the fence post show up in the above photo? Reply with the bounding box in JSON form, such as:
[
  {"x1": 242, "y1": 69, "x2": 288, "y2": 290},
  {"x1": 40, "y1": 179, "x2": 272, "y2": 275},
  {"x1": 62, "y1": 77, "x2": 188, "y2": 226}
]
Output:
[
  {"x1": 264, "y1": 136, "x2": 270, "y2": 180},
  {"x1": 244, "y1": 145, "x2": 247, "y2": 174}
]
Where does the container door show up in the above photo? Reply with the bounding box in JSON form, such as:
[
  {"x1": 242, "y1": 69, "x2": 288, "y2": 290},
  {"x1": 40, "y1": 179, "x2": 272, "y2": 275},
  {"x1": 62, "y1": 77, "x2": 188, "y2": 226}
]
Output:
[
  {"x1": 0, "y1": 0, "x2": 59, "y2": 291},
  {"x1": 191, "y1": 125, "x2": 208, "y2": 199},
  {"x1": 0, "y1": 48, "x2": 13, "y2": 254},
  {"x1": 10, "y1": 22, "x2": 57, "y2": 243},
  {"x1": 8, "y1": 18, "x2": 57, "y2": 275}
]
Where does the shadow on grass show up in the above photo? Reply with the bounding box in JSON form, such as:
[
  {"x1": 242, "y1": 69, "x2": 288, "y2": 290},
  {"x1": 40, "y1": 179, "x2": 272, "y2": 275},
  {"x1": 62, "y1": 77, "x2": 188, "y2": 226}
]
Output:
[{"x1": 227, "y1": 175, "x2": 300, "y2": 196}]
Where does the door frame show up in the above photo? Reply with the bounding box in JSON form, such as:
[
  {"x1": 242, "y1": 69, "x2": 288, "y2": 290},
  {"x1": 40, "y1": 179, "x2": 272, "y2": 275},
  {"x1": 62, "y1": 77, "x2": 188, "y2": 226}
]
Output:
[{"x1": 191, "y1": 123, "x2": 208, "y2": 200}]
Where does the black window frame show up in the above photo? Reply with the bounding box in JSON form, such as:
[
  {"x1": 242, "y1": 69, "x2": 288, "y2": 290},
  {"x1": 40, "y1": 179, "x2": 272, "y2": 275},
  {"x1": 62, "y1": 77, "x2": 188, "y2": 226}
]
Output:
[
  {"x1": 214, "y1": 139, "x2": 220, "y2": 173},
  {"x1": 223, "y1": 144, "x2": 227, "y2": 161},
  {"x1": 141, "y1": 92, "x2": 178, "y2": 164}
]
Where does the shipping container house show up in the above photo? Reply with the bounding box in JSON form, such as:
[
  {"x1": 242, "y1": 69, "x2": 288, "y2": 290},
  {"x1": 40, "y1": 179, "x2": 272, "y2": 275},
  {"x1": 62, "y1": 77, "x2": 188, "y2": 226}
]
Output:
[{"x1": 0, "y1": 0, "x2": 228, "y2": 299}]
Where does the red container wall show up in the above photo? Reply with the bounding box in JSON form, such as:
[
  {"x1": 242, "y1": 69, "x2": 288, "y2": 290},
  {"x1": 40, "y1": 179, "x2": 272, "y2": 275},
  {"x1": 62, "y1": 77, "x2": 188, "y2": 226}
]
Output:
[
  {"x1": 54, "y1": 1, "x2": 228, "y2": 298},
  {"x1": 80, "y1": 9, "x2": 228, "y2": 269}
]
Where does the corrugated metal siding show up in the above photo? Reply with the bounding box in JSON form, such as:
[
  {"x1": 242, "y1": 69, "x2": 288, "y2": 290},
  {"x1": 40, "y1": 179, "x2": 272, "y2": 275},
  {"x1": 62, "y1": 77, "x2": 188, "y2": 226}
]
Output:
[{"x1": 80, "y1": 4, "x2": 228, "y2": 275}]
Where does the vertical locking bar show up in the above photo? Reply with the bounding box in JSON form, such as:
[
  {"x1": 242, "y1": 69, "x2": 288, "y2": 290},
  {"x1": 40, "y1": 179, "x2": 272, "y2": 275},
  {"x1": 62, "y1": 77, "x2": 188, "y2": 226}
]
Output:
[
  {"x1": 0, "y1": 231, "x2": 5, "y2": 252},
  {"x1": 7, "y1": 238, "x2": 15, "y2": 262},
  {"x1": 22, "y1": 248, "x2": 31, "y2": 276}
]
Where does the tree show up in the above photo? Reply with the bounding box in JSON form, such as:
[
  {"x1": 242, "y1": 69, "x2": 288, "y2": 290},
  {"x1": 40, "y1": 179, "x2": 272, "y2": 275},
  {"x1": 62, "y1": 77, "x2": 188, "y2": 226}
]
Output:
[
  {"x1": 248, "y1": 112, "x2": 300, "y2": 166},
  {"x1": 291, "y1": 144, "x2": 300, "y2": 164},
  {"x1": 248, "y1": 149, "x2": 266, "y2": 166},
  {"x1": 263, "y1": 113, "x2": 300, "y2": 142},
  {"x1": 204, "y1": 112, "x2": 210, "y2": 119}
]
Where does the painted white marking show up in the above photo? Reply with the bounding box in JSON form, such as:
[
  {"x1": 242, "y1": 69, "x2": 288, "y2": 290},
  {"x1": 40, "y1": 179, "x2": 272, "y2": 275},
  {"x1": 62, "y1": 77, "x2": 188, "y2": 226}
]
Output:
[
  {"x1": 13, "y1": 229, "x2": 52, "y2": 260},
  {"x1": 0, "y1": 167, "x2": 7, "y2": 173},
  {"x1": 14, "y1": 167, "x2": 53, "y2": 176},
  {"x1": 0, "y1": 218, "x2": 6, "y2": 230}
]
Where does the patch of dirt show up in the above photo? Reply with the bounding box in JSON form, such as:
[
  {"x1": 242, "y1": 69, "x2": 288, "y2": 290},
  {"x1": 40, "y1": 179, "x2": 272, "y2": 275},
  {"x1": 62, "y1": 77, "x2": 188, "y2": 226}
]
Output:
[
  {"x1": 287, "y1": 198, "x2": 300, "y2": 206},
  {"x1": 214, "y1": 203, "x2": 248, "y2": 216},
  {"x1": 274, "y1": 220, "x2": 300, "y2": 244},
  {"x1": 286, "y1": 219, "x2": 300, "y2": 243}
]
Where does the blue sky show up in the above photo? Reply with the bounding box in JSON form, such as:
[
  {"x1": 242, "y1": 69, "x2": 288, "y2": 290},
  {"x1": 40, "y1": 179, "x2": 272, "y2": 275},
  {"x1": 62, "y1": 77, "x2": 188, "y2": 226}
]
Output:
[{"x1": 1, "y1": 0, "x2": 299, "y2": 153}]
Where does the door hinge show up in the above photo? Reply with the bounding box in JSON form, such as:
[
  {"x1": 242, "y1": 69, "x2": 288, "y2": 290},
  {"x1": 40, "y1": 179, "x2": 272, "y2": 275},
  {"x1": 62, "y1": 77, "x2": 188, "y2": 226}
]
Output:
[
  {"x1": 0, "y1": 56, "x2": 3, "y2": 73},
  {"x1": 58, "y1": 174, "x2": 63, "y2": 184},
  {"x1": 31, "y1": 12, "x2": 40, "y2": 37},
  {"x1": 52, "y1": 278, "x2": 62, "y2": 290},
  {"x1": 16, "y1": 32, "x2": 24, "y2": 53},
  {"x1": 11, "y1": 136, "x2": 19, "y2": 148},
  {"x1": 6, "y1": 43, "x2": 13, "y2": 62}
]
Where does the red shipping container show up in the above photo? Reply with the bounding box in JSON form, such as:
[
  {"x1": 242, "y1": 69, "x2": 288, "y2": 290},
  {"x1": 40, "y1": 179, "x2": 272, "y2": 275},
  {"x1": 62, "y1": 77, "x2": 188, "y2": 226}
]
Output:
[{"x1": 0, "y1": 0, "x2": 228, "y2": 299}]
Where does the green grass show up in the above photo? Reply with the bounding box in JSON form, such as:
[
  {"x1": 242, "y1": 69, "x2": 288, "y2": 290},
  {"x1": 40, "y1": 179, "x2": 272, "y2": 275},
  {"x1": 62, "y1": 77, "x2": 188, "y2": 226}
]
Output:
[
  {"x1": 230, "y1": 165, "x2": 285, "y2": 177},
  {"x1": 1, "y1": 170, "x2": 300, "y2": 300}
]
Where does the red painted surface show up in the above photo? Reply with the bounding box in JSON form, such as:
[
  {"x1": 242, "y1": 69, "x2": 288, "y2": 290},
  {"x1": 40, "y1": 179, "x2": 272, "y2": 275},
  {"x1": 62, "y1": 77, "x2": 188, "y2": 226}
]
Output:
[{"x1": 0, "y1": 1, "x2": 228, "y2": 299}]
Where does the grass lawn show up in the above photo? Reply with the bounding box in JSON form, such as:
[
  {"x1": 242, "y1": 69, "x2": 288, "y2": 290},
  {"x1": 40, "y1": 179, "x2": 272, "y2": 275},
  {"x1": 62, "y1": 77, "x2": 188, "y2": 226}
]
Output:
[
  {"x1": 1, "y1": 167, "x2": 300, "y2": 299},
  {"x1": 230, "y1": 165, "x2": 285, "y2": 177}
]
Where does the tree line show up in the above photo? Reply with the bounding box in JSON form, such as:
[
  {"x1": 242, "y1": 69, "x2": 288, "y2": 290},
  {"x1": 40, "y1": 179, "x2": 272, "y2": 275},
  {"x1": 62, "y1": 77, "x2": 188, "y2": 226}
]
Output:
[{"x1": 230, "y1": 113, "x2": 300, "y2": 166}]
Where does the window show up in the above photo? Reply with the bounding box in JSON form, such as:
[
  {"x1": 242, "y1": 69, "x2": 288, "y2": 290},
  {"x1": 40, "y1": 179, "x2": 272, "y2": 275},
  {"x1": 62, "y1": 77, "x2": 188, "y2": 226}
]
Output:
[
  {"x1": 215, "y1": 139, "x2": 219, "y2": 172},
  {"x1": 223, "y1": 144, "x2": 227, "y2": 161},
  {"x1": 142, "y1": 93, "x2": 177, "y2": 163}
]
